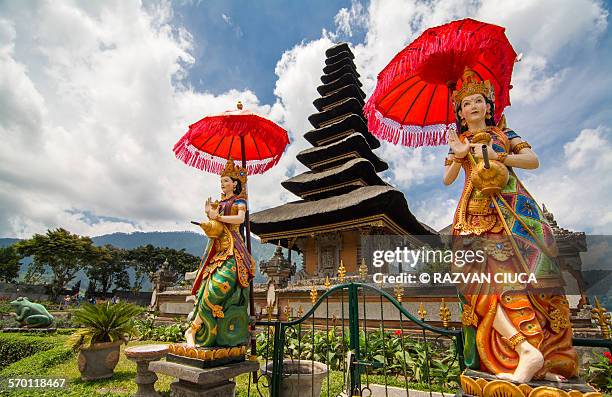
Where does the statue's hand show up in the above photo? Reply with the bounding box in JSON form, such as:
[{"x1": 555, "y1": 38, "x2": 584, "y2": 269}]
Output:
[
  {"x1": 448, "y1": 129, "x2": 470, "y2": 159},
  {"x1": 471, "y1": 143, "x2": 497, "y2": 161},
  {"x1": 204, "y1": 197, "x2": 212, "y2": 214},
  {"x1": 208, "y1": 207, "x2": 220, "y2": 220}
]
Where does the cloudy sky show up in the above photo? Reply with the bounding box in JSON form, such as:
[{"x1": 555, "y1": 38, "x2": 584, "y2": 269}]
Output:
[{"x1": 1, "y1": 0, "x2": 611, "y2": 239}]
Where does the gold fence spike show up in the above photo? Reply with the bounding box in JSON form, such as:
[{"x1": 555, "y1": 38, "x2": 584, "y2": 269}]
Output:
[
  {"x1": 325, "y1": 275, "x2": 331, "y2": 289},
  {"x1": 297, "y1": 306, "x2": 304, "y2": 318},
  {"x1": 358, "y1": 258, "x2": 368, "y2": 280},
  {"x1": 439, "y1": 298, "x2": 451, "y2": 328},
  {"x1": 418, "y1": 302, "x2": 427, "y2": 321},
  {"x1": 592, "y1": 297, "x2": 611, "y2": 339},
  {"x1": 338, "y1": 260, "x2": 346, "y2": 282},
  {"x1": 310, "y1": 283, "x2": 318, "y2": 305},
  {"x1": 394, "y1": 286, "x2": 404, "y2": 303}
]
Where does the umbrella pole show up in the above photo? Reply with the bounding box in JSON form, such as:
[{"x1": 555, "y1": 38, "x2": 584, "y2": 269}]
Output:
[{"x1": 240, "y1": 136, "x2": 258, "y2": 376}]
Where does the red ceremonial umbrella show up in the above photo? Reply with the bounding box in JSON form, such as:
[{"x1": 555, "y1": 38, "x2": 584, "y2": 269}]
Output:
[
  {"x1": 173, "y1": 101, "x2": 289, "y2": 366},
  {"x1": 173, "y1": 102, "x2": 289, "y2": 175},
  {"x1": 364, "y1": 18, "x2": 518, "y2": 147}
]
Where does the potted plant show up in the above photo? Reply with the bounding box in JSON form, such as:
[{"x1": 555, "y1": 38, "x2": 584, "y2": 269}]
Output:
[{"x1": 68, "y1": 302, "x2": 143, "y2": 381}]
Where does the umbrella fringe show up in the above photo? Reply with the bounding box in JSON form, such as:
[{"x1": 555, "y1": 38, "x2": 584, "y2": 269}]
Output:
[
  {"x1": 365, "y1": 108, "x2": 454, "y2": 148},
  {"x1": 173, "y1": 138, "x2": 282, "y2": 175}
]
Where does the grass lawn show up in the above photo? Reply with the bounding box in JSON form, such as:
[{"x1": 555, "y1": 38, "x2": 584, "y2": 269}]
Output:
[{"x1": 0, "y1": 335, "x2": 609, "y2": 397}]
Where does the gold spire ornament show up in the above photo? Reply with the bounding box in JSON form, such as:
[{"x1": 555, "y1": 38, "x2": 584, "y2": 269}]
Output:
[
  {"x1": 439, "y1": 298, "x2": 451, "y2": 328},
  {"x1": 284, "y1": 305, "x2": 291, "y2": 321},
  {"x1": 394, "y1": 286, "x2": 404, "y2": 303},
  {"x1": 297, "y1": 306, "x2": 304, "y2": 318},
  {"x1": 418, "y1": 302, "x2": 428, "y2": 321},
  {"x1": 337, "y1": 260, "x2": 346, "y2": 282},
  {"x1": 358, "y1": 258, "x2": 368, "y2": 280},
  {"x1": 324, "y1": 275, "x2": 331, "y2": 289},
  {"x1": 221, "y1": 157, "x2": 248, "y2": 199},
  {"x1": 592, "y1": 297, "x2": 611, "y2": 339},
  {"x1": 310, "y1": 283, "x2": 318, "y2": 305}
]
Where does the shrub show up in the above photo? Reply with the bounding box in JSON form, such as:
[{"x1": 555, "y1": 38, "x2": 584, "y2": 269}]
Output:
[
  {"x1": 0, "y1": 344, "x2": 74, "y2": 377},
  {"x1": 0, "y1": 299, "x2": 13, "y2": 314},
  {"x1": 586, "y1": 351, "x2": 612, "y2": 393},
  {"x1": 67, "y1": 302, "x2": 144, "y2": 351},
  {"x1": 0, "y1": 334, "x2": 62, "y2": 369},
  {"x1": 256, "y1": 327, "x2": 460, "y2": 388},
  {"x1": 134, "y1": 313, "x2": 187, "y2": 343}
]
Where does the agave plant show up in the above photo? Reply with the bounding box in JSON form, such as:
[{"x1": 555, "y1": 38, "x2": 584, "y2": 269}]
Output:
[{"x1": 67, "y1": 302, "x2": 144, "y2": 351}]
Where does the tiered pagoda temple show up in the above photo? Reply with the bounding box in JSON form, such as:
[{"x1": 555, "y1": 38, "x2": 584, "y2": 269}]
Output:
[{"x1": 251, "y1": 42, "x2": 433, "y2": 279}]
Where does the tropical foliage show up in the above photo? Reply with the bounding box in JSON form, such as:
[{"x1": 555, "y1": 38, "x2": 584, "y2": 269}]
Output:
[
  {"x1": 0, "y1": 245, "x2": 21, "y2": 282},
  {"x1": 16, "y1": 228, "x2": 94, "y2": 299},
  {"x1": 8, "y1": 228, "x2": 201, "y2": 297},
  {"x1": 133, "y1": 312, "x2": 188, "y2": 342},
  {"x1": 586, "y1": 351, "x2": 612, "y2": 392},
  {"x1": 67, "y1": 302, "x2": 144, "y2": 351},
  {"x1": 256, "y1": 326, "x2": 460, "y2": 388},
  {"x1": 86, "y1": 245, "x2": 131, "y2": 294}
]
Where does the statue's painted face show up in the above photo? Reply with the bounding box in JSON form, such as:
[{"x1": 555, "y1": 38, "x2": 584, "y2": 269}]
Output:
[
  {"x1": 221, "y1": 176, "x2": 237, "y2": 196},
  {"x1": 460, "y1": 93, "x2": 490, "y2": 126}
]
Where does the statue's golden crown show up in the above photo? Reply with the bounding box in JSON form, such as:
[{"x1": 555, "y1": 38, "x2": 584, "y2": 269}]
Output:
[
  {"x1": 221, "y1": 158, "x2": 248, "y2": 188},
  {"x1": 452, "y1": 67, "x2": 493, "y2": 105}
]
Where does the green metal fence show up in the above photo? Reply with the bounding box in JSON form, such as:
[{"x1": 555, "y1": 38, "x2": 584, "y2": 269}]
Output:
[
  {"x1": 251, "y1": 282, "x2": 463, "y2": 396},
  {"x1": 248, "y1": 282, "x2": 612, "y2": 397}
]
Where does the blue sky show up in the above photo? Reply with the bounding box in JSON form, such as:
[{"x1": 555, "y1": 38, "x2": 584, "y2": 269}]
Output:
[
  {"x1": 0, "y1": 0, "x2": 611, "y2": 239},
  {"x1": 172, "y1": 0, "x2": 365, "y2": 104}
]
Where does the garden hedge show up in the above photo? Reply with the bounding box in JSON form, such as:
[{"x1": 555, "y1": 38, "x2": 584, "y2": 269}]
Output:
[{"x1": 0, "y1": 333, "x2": 65, "y2": 369}]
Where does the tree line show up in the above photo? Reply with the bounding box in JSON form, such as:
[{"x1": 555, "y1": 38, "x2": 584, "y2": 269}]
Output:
[{"x1": 0, "y1": 228, "x2": 200, "y2": 299}]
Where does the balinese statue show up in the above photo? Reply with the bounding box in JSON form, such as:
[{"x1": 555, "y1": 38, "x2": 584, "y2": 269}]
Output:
[
  {"x1": 184, "y1": 158, "x2": 255, "y2": 349},
  {"x1": 444, "y1": 68, "x2": 577, "y2": 383}
]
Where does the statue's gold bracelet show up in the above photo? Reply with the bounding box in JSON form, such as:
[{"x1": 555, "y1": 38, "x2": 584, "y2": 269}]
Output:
[
  {"x1": 453, "y1": 155, "x2": 466, "y2": 164},
  {"x1": 496, "y1": 152, "x2": 508, "y2": 163},
  {"x1": 512, "y1": 141, "x2": 531, "y2": 154}
]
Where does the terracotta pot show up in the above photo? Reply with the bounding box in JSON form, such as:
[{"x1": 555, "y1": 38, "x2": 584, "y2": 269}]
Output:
[{"x1": 77, "y1": 340, "x2": 124, "y2": 381}]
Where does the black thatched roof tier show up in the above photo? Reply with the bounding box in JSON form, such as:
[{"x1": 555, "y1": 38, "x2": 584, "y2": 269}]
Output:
[
  {"x1": 304, "y1": 113, "x2": 380, "y2": 149},
  {"x1": 317, "y1": 73, "x2": 362, "y2": 97},
  {"x1": 296, "y1": 133, "x2": 388, "y2": 172},
  {"x1": 309, "y1": 97, "x2": 364, "y2": 129},
  {"x1": 313, "y1": 84, "x2": 365, "y2": 112},
  {"x1": 250, "y1": 185, "x2": 434, "y2": 237},
  {"x1": 321, "y1": 64, "x2": 360, "y2": 84},
  {"x1": 325, "y1": 50, "x2": 354, "y2": 66},
  {"x1": 325, "y1": 42, "x2": 350, "y2": 58},
  {"x1": 281, "y1": 158, "x2": 386, "y2": 200},
  {"x1": 323, "y1": 57, "x2": 357, "y2": 75}
]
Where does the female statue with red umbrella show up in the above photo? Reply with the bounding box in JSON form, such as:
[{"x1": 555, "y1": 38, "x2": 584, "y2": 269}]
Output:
[
  {"x1": 445, "y1": 68, "x2": 577, "y2": 383},
  {"x1": 365, "y1": 19, "x2": 578, "y2": 384},
  {"x1": 171, "y1": 102, "x2": 289, "y2": 362}
]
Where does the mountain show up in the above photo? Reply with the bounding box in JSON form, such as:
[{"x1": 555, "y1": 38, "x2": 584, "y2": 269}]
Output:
[{"x1": 1, "y1": 231, "x2": 294, "y2": 290}]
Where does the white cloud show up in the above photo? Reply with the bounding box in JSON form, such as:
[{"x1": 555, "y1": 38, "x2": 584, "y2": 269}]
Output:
[
  {"x1": 221, "y1": 13, "x2": 231, "y2": 25},
  {"x1": 0, "y1": 1, "x2": 275, "y2": 237},
  {"x1": 333, "y1": 1, "x2": 368, "y2": 38},
  {"x1": 521, "y1": 126, "x2": 612, "y2": 234}
]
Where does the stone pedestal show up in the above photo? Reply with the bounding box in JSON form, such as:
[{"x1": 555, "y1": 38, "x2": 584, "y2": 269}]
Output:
[
  {"x1": 149, "y1": 358, "x2": 259, "y2": 397},
  {"x1": 124, "y1": 344, "x2": 169, "y2": 397}
]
